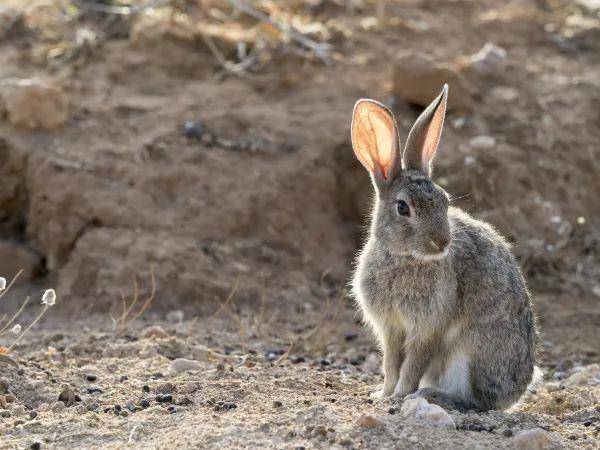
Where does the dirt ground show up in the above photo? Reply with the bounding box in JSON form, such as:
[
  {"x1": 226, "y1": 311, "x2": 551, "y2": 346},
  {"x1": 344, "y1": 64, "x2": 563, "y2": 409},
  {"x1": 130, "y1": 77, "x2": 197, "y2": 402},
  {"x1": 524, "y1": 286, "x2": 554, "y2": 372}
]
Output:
[{"x1": 0, "y1": 0, "x2": 599, "y2": 448}]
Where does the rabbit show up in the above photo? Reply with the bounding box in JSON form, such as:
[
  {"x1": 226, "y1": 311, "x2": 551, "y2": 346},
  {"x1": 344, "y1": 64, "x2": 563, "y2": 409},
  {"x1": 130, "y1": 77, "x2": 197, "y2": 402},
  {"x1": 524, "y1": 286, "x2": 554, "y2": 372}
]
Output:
[{"x1": 350, "y1": 84, "x2": 539, "y2": 411}]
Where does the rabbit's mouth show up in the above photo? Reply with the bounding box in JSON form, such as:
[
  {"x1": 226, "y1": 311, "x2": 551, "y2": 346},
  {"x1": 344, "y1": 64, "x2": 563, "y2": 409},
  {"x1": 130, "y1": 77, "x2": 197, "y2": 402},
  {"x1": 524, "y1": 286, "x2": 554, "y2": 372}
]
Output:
[{"x1": 411, "y1": 247, "x2": 450, "y2": 262}]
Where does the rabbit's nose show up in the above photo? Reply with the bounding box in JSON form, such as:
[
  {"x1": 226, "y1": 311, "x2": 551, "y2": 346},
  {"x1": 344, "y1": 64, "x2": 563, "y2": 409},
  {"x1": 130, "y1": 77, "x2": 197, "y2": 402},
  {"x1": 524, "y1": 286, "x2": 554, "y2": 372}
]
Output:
[{"x1": 430, "y1": 235, "x2": 450, "y2": 251}]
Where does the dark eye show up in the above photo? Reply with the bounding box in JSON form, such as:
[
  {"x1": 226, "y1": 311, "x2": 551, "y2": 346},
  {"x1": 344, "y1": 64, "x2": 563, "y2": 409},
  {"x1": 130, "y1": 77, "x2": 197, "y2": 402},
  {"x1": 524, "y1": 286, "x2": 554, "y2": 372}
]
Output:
[{"x1": 396, "y1": 200, "x2": 410, "y2": 217}]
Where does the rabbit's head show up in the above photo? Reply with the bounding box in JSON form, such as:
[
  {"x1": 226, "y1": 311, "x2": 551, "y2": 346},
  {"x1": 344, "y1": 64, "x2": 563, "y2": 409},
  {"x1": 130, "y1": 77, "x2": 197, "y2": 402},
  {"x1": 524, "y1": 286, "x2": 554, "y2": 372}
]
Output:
[{"x1": 351, "y1": 85, "x2": 452, "y2": 261}]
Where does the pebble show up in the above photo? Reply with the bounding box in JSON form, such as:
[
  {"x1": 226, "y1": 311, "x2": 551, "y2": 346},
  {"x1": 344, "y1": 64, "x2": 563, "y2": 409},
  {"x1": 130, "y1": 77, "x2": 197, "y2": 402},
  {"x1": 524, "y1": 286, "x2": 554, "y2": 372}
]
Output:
[
  {"x1": 85, "y1": 374, "x2": 97, "y2": 382},
  {"x1": 169, "y1": 358, "x2": 201, "y2": 373},
  {"x1": 87, "y1": 387, "x2": 103, "y2": 394},
  {"x1": 142, "y1": 385, "x2": 150, "y2": 393},
  {"x1": 213, "y1": 401, "x2": 236, "y2": 411},
  {"x1": 86, "y1": 403, "x2": 99, "y2": 412},
  {"x1": 50, "y1": 401, "x2": 65, "y2": 413},
  {"x1": 469, "y1": 43, "x2": 507, "y2": 74},
  {"x1": 512, "y1": 428, "x2": 551, "y2": 450},
  {"x1": 29, "y1": 411, "x2": 37, "y2": 419},
  {"x1": 183, "y1": 121, "x2": 205, "y2": 139},
  {"x1": 166, "y1": 309, "x2": 185, "y2": 323},
  {"x1": 140, "y1": 399, "x2": 150, "y2": 408},
  {"x1": 289, "y1": 355, "x2": 306, "y2": 364},
  {"x1": 469, "y1": 135, "x2": 496, "y2": 151},
  {"x1": 344, "y1": 332, "x2": 358, "y2": 341},
  {"x1": 113, "y1": 404, "x2": 122, "y2": 414},
  {"x1": 30, "y1": 443, "x2": 41, "y2": 450},
  {"x1": 156, "y1": 394, "x2": 173, "y2": 403},
  {"x1": 143, "y1": 325, "x2": 168, "y2": 339},
  {"x1": 0, "y1": 410, "x2": 10, "y2": 418},
  {"x1": 401, "y1": 397, "x2": 455, "y2": 429},
  {"x1": 125, "y1": 401, "x2": 136, "y2": 412},
  {"x1": 358, "y1": 414, "x2": 379, "y2": 429},
  {"x1": 491, "y1": 86, "x2": 519, "y2": 102},
  {"x1": 58, "y1": 385, "x2": 76, "y2": 406},
  {"x1": 273, "y1": 400, "x2": 283, "y2": 408}
]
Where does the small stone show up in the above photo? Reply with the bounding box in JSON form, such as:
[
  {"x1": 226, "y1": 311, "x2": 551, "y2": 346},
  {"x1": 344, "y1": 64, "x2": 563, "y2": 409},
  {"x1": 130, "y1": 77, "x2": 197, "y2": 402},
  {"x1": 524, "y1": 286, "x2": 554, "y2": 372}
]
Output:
[
  {"x1": 319, "y1": 359, "x2": 331, "y2": 367},
  {"x1": 358, "y1": 414, "x2": 379, "y2": 429},
  {"x1": 86, "y1": 403, "x2": 99, "y2": 412},
  {"x1": 401, "y1": 397, "x2": 455, "y2": 429},
  {"x1": 469, "y1": 135, "x2": 496, "y2": 151},
  {"x1": 503, "y1": 429, "x2": 514, "y2": 437},
  {"x1": 113, "y1": 404, "x2": 122, "y2": 414},
  {"x1": 156, "y1": 394, "x2": 173, "y2": 403},
  {"x1": 468, "y1": 43, "x2": 507, "y2": 74},
  {"x1": 142, "y1": 385, "x2": 150, "y2": 393},
  {"x1": 29, "y1": 411, "x2": 37, "y2": 419},
  {"x1": 119, "y1": 375, "x2": 129, "y2": 382},
  {"x1": 166, "y1": 309, "x2": 185, "y2": 323},
  {"x1": 29, "y1": 443, "x2": 41, "y2": 450},
  {"x1": 143, "y1": 325, "x2": 168, "y2": 339},
  {"x1": 50, "y1": 401, "x2": 65, "y2": 413},
  {"x1": 183, "y1": 121, "x2": 205, "y2": 139},
  {"x1": 289, "y1": 355, "x2": 306, "y2": 364},
  {"x1": 86, "y1": 387, "x2": 102, "y2": 394},
  {"x1": 0, "y1": 410, "x2": 10, "y2": 418},
  {"x1": 58, "y1": 385, "x2": 76, "y2": 406},
  {"x1": 140, "y1": 399, "x2": 150, "y2": 408},
  {"x1": 273, "y1": 400, "x2": 283, "y2": 408},
  {"x1": 388, "y1": 407, "x2": 396, "y2": 415},
  {"x1": 491, "y1": 86, "x2": 519, "y2": 102},
  {"x1": 125, "y1": 401, "x2": 136, "y2": 412},
  {"x1": 512, "y1": 428, "x2": 551, "y2": 450},
  {"x1": 169, "y1": 358, "x2": 201, "y2": 373},
  {"x1": 344, "y1": 332, "x2": 358, "y2": 341},
  {"x1": 85, "y1": 374, "x2": 97, "y2": 382}
]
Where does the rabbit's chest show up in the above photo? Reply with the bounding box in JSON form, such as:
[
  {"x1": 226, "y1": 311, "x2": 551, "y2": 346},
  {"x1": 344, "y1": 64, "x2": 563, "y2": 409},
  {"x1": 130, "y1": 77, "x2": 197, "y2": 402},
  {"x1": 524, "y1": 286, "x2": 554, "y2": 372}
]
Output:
[{"x1": 357, "y1": 253, "x2": 455, "y2": 325}]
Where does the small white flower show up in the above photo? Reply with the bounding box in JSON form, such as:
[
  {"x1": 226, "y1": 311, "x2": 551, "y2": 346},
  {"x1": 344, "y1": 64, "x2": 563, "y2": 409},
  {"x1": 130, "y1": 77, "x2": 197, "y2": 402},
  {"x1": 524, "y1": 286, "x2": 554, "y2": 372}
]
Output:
[
  {"x1": 41, "y1": 289, "x2": 56, "y2": 306},
  {"x1": 0, "y1": 277, "x2": 6, "y2": 291},
  {"x1": 10, "y1": 324, "x2": 21, "y2": 335}
]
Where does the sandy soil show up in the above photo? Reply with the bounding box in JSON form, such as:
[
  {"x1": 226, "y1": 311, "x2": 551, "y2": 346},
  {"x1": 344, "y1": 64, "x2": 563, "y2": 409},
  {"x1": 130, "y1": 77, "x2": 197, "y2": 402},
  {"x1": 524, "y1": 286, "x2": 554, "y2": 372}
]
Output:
[{"x1": 0, "y1": 0, "x2": 599, "y2": 448}]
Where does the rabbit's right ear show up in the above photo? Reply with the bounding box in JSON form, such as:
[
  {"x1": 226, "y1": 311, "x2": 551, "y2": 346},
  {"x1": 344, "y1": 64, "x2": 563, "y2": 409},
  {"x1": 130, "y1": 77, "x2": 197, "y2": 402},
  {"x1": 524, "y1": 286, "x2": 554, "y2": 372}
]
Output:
[
  {"x1": 351, "y1": 99, "x2": 401, "y2": 188},
  {"x1": 402, "y1": 85, "x2": 448, "y2": 178}
]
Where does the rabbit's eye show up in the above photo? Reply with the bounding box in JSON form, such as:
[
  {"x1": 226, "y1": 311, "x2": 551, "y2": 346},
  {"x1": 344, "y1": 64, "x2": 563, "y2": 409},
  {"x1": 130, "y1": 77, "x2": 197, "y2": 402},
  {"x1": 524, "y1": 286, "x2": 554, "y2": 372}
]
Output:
[{"x1": 396, "y1": 200, "x2": 410, "y2": 217}]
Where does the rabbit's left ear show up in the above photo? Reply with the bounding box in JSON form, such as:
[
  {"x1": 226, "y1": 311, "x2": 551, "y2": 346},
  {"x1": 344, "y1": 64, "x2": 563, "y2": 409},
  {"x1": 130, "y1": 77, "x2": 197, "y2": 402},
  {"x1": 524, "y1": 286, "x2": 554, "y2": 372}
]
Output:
[{"x1": 402, "y1": 84, "x2": 448, "y2": 177}]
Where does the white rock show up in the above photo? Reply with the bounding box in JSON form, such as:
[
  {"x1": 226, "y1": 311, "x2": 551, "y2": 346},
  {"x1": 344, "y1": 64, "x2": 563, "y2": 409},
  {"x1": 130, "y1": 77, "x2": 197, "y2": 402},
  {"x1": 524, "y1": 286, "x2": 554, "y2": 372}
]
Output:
[
  {"x1": 166, "y1": 310, "x2": 184, "y2": 323},
  {"x1": 490, "y1": 86, "x2": 519, "y2": 102},
  {"x1": 169, "y1": 358, "x2": 201, "y2": 373},
  {"x1": 469, "y1": 135, "x2": 496, "y2": 151},
  {"x1": 512, "y1": 428, "x2": 551, "y2": 450},
  {"x1": 562, "y1": 363, "x2": 600, "y2": 387},
  {"x1": 469, "y1": 43, "x2": 507, "y2": 74},
  {"x1": 401, "y1": 396, "x2": 455, "y2": 429}
]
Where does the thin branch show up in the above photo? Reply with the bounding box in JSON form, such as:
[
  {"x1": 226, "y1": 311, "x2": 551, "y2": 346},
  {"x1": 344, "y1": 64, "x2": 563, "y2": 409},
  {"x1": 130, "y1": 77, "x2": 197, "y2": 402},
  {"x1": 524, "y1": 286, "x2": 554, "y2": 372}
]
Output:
[{"x1": 229, "y1": 0, "x2": 332, "y2": 64}]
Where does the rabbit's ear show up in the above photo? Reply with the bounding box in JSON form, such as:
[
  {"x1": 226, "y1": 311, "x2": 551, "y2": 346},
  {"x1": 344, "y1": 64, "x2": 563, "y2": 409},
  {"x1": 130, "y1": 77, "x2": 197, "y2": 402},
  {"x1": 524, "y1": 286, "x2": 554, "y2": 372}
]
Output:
[
  {"x1": 351, "y1": 99, "x2": 401, "y2": 186},
  {"x1": 402, "y1": 84, "x2": 448, "y2": 177}
]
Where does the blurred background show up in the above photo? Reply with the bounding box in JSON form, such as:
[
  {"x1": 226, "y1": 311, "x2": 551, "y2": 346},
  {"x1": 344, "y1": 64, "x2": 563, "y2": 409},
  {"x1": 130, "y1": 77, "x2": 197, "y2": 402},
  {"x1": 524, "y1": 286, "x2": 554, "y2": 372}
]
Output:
[{"x1": 0, "y1": 0, "x2": 598, "y2": 361}]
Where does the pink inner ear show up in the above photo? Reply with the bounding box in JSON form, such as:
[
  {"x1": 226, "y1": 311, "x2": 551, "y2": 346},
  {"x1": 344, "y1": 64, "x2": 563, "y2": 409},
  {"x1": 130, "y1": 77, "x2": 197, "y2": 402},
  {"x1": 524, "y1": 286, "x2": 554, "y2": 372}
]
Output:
[
  {"x1": 421, "y1": 94, "x2": 447, "y2": 171},
  {"x1": 351, "y1": 101, "x2": 396, "y2": 179}
]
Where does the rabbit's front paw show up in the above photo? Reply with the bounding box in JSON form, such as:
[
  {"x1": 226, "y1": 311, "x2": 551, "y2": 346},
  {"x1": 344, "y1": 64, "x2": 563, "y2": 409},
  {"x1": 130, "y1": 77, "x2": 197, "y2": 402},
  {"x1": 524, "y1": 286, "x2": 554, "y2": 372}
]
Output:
[{"x1": 370, "y1": 388, "x2": 391, "y2": 401}]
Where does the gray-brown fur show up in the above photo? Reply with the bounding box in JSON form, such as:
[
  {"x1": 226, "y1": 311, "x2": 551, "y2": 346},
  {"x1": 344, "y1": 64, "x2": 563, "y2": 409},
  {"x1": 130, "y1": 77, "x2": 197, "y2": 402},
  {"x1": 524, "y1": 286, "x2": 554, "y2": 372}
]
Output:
[{"x1": 350, "y1": 86, "x2": 538, "y2": 411}]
